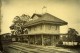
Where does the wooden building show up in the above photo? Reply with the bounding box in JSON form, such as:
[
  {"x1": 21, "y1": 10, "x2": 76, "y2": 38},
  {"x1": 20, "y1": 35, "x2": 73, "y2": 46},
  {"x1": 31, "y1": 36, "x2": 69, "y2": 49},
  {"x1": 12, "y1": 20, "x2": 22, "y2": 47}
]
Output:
[{"x1": 22, "y1": 13, "x2": 68, "y2": 46}]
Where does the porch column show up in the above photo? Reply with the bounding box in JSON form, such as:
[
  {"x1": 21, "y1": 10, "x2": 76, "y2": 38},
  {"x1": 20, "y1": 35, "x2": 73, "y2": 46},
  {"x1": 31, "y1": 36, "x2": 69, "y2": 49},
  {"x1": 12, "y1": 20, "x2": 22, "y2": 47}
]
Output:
[
  {"x1": 28, "y1": 35, "x2": 30, "y2": 45},
  {"x1": 34, "y1": 35, "x2": 36, "y2": 45},
  {"x1": 42, "y1": 35, "x2": 44, "y2": 46}
]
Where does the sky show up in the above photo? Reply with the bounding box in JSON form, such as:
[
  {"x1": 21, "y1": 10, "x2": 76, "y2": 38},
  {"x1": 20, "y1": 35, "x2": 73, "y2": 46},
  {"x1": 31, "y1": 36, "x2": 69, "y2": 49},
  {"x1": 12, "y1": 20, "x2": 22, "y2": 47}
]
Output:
[{"x1": 1, "y1": 0, "x2": 80, "y2": 34}]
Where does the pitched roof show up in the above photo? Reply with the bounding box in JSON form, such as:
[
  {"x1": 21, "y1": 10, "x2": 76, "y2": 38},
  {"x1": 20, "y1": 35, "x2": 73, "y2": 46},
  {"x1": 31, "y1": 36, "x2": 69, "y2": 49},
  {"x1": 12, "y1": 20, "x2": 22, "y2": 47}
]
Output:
[
  {"x1": 24, "y1": 13, "x2": 68, "y2": 27},
  {"x1": 31, "y1": 14, "x2": 42, "y2": 18}
]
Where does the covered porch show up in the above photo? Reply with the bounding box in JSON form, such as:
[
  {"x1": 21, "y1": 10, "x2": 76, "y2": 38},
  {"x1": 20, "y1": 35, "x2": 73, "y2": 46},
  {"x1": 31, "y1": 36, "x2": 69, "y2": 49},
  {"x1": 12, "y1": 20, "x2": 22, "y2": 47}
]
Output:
[{"x1": 21, "y1": 33, "x2": 60, "y2": 46}]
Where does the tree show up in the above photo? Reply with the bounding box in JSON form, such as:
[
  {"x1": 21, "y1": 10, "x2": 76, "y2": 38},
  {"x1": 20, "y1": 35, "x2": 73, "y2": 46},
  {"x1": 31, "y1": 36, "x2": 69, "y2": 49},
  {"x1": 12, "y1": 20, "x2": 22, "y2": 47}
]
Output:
[
  {"x1": 20, "y1": 14, "x2": 30, "y2": 22},
  {"x1": 67, "y1": 28, "x2": 78, "y2": 41},
  {"x1": 10, "y1": 14, "x2": 30, "y2": 35}
]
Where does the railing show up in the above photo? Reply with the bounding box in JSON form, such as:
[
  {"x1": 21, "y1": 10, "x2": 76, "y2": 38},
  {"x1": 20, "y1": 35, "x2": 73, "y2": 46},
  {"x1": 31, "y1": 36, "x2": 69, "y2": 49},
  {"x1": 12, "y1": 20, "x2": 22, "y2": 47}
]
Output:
[{"x1": 63, "y1": 42, "x2": 78, "y2": 46}]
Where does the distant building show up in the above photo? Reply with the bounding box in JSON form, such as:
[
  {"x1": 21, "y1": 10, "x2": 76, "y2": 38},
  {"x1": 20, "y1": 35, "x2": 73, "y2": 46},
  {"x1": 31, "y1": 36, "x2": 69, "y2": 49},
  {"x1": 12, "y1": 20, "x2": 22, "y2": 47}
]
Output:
[{"x1": 22, "y1": 13, "x2": 68, "y2": 46}]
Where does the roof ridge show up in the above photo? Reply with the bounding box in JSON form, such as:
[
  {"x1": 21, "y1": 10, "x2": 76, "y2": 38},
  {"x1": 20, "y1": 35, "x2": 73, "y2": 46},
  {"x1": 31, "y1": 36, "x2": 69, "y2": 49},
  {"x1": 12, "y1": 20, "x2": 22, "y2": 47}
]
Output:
[
  {"x1": 24, "y1": 13, "x2": 68, "y2": 27},
  {"x1": 41, "y1": 13, "x2": 67, "y2": 22}
]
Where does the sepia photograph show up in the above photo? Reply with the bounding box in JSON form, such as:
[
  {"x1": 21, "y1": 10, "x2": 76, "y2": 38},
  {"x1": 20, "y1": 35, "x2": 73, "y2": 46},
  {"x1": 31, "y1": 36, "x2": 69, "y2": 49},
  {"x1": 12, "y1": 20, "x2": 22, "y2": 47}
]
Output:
[{"x1": 0, "y1": 0, "x2": 80, "y2": 53}]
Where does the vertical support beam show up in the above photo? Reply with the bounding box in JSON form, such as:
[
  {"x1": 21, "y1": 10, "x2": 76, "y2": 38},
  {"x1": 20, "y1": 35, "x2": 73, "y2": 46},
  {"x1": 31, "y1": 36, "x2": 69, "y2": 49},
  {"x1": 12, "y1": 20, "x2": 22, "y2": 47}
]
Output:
[
  {"x1": 34, "y1": 35, "x2": 36, "y2": 45},
  {"x1": 42, "y1": 35, "x2": 44, "y2": 46},
  {"x1": 51, "y1": 36, "x2": 53, "y2": 46},
  {"x1": 33, "y1": 35, "x2": 35, "y2": 45},
  {"x1": 52, "y1": 36, "x2": 54, "y2": 46},
  {"x1": 28, "y1": 35, "x2": 30, "y2": 45}
]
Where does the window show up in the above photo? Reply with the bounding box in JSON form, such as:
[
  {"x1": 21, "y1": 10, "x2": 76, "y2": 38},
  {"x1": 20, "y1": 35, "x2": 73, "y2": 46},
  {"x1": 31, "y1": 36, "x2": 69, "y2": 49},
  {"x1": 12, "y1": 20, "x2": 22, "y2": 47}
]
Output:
[
  {"x1": 55, "y1": 26, "x2": 58, "y2": 30},
  {"x1": 29, "y1": 28, "x2": 31, "y2": 31},
  {"x1": 40, "y1": 25, "x2": 42, "y2": 29},
  {"x1": 48, "y1": 25, "x2": 51, "y2": 30},
  {"x1": 34, "y1": 26, "x2": 37, "y2": 31},
  {"x1": 34, "y1": 27, "x2": 36, "y2": 31}
]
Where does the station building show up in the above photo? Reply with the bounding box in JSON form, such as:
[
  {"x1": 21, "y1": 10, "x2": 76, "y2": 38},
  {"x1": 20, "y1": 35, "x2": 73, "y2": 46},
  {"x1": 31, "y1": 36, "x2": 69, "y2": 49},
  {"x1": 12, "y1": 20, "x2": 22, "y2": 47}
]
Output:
[{"x1": 22, "y1": 13, "x2": 68, "y2": 46}]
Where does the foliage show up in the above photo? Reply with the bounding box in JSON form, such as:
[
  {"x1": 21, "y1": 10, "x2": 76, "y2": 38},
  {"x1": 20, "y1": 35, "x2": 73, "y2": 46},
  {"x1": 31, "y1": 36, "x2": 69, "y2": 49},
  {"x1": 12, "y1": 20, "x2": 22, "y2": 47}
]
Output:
[
  {"x1": 10, "y1": 14, "x2": 30, "y2": 34},
  {"x1": 68, "y1": 28, "x2": 78, "y2": 36},
  {"x1": 61, "y1": 28, "x2": 79, "y2": 42},
  {"x1": 67, "y1": 28, "x2": 78, "y2": 41}
]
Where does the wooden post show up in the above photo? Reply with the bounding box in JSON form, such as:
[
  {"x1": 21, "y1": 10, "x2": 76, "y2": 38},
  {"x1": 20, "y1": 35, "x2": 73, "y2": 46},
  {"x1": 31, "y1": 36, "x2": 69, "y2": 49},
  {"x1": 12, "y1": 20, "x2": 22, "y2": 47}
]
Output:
[
  {"x1": 28, "y1": 35, "x2": 30, "y2": 45},
  {"x1": 33, "y1": 35, "x2": 35, "y2": 45},
  {"x1": 42, "y1": 35, "x2": 44, "y2": 46},
  {"x1": 34, "y1": 35, "x2": 36, "y2": 45},
  {"x1": 51, "y1": 36, "x2": 53, "y2": 46}
]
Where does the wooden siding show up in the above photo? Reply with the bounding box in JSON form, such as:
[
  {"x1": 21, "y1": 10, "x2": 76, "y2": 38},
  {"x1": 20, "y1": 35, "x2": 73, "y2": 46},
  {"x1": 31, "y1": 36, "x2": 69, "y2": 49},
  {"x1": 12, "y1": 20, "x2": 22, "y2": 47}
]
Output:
[{"x1": 27, "y1": 24, "x2": 60, "y2": 34}]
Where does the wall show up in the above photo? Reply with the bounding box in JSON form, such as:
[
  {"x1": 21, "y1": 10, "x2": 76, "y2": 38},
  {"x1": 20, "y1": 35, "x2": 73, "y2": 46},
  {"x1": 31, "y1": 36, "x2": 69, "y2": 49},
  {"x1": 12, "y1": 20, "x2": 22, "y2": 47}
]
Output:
[
  {"x1": 44, "y1": 24, "x2": 60, "y2": 34},
  {"x1": 28, "y1": 24, "x2": 45, "y2": 34},
  {"x1": 27, "y1": 24, "x2": 60, "y2": 34}
]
